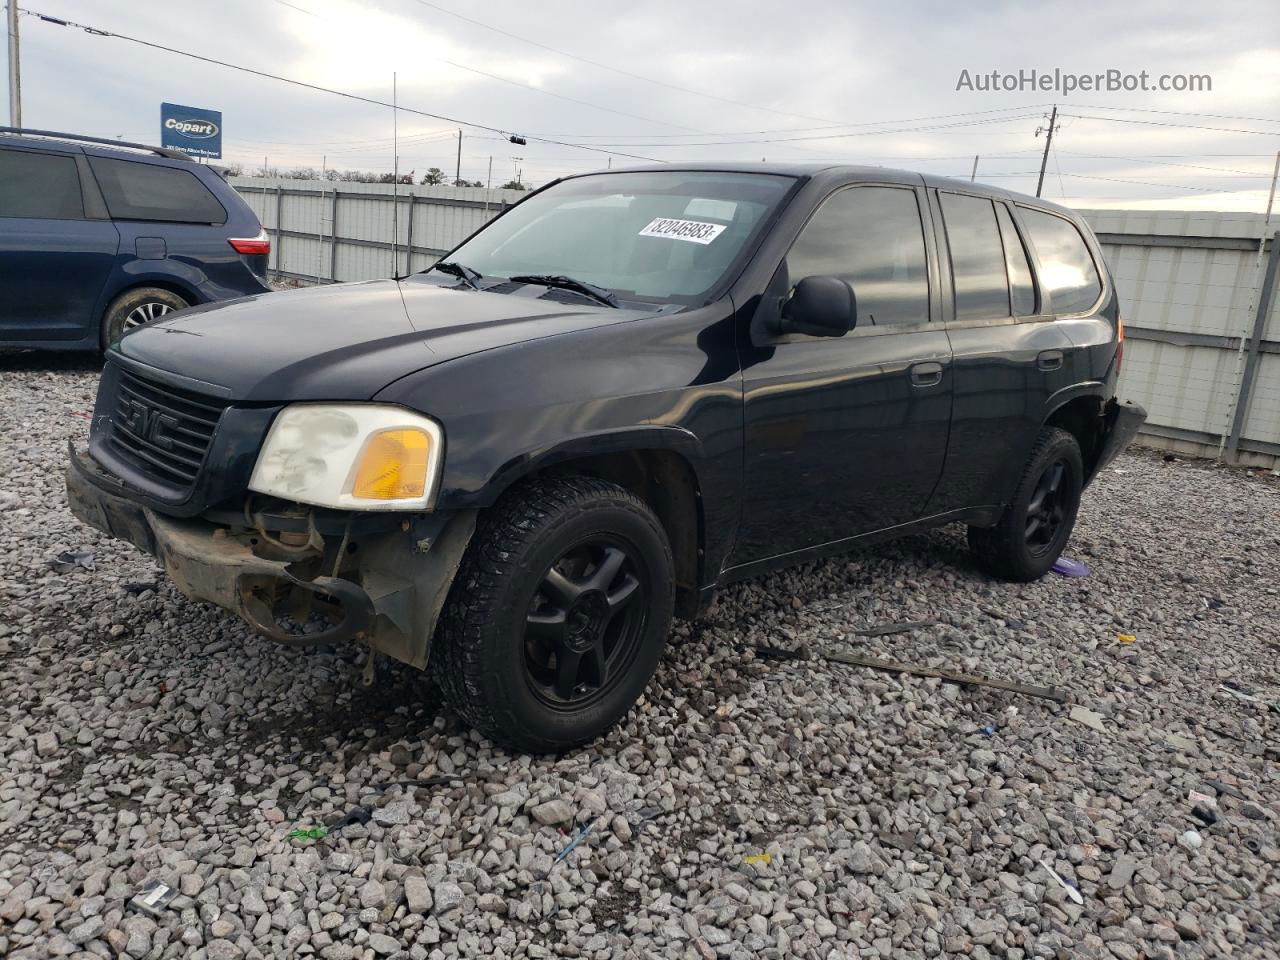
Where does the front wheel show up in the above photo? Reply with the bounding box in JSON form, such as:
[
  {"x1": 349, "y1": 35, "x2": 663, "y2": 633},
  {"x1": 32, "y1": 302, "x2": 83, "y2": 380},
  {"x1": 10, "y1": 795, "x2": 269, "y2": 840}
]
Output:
[
  {"x1": 100, "y1": 287, "x2": 189, "y2": 350},
  {"x1": 435, "y1": 476, "x2": 674, "y2": 753},
  {"x1": 968, "y1": 426, "x2": 1083, "y2": 582}
]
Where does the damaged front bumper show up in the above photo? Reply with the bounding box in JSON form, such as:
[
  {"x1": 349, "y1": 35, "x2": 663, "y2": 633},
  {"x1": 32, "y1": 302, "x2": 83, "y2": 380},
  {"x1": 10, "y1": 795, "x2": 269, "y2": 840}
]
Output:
[{"x1": 66, "y1": 444, "x2": 474, "y2": 668}]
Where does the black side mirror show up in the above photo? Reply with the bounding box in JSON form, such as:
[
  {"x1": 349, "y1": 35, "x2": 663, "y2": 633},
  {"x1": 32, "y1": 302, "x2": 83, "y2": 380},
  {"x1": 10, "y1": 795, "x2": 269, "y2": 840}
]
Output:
[{"x1": 778, "y1": 276, "x2": 856, "y2": 337}]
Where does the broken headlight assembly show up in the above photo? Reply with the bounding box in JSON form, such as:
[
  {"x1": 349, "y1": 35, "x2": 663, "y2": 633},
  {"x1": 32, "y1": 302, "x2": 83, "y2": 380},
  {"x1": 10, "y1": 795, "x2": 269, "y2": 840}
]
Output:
[{"x1": 248, "y1": 404, "x2": 444, "y2": 511}]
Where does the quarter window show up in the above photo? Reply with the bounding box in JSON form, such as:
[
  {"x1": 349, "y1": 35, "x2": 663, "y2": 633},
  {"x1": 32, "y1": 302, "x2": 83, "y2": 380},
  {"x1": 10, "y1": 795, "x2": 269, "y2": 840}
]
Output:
[
  {"x1": 786, "y1": 186, "x2": 929, "y2": 327},
  {"x1": 1019, "y1": 207, "x2": 1103, "y2": 314},
  {"x1": 995, "y1": 203, "x2": 1036, "y2": 316},
  {"x1": 0, "y1": 149, "x2": 85, "y2": 219},
  {"x1": 940, "y1": 193, "x2": 1010, "y2": 321},
  {"x1": 88, "y1": 156, "x2": 227, "y2": 224}
]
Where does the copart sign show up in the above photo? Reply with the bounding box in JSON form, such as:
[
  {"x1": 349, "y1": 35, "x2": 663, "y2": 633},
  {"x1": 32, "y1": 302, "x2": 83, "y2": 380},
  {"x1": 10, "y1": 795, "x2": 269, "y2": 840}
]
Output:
[{"x1": 160, "y1": 102, "x2": 222, "y2": 159}]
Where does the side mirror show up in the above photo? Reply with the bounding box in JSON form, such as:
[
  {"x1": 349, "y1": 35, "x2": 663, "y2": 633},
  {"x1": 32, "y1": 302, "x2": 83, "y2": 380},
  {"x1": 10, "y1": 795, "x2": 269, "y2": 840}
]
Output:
[{"x1": 778, "y1": 276, "x2": 856, "y2": 337}]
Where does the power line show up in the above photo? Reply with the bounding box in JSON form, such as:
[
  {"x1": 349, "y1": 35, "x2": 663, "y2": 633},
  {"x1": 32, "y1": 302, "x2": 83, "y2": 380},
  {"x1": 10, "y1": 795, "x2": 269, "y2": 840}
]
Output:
[
  {"x1": 1061, "y1": 113, "x2": 1280, "y2": 137},
  {"x1": 16, "y1": 6, "x2": 668, "y2": 163},
  {"x1": 1066, "y1": 102, "x2": 1280, "y2": 126}
]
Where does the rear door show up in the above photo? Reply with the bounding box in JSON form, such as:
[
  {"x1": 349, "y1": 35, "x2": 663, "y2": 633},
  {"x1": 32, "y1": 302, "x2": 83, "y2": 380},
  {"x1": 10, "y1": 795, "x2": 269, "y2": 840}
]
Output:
[
  {"x1": 0, "y1": 145, "x2": 120, "y2": 341},
  {"x1": 733, "y1": 181, "x2": 953, "y2": 564},
  {"x1": 927, "y1": 190, "x2": 1083, "y2": 512}
]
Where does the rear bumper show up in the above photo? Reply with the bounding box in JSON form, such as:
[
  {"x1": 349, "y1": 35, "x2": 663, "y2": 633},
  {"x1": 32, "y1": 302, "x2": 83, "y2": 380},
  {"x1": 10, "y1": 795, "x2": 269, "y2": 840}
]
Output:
[
  {"x1": 1092, "y1": 400, "x2": 1147, "y2": 479},
  {"x1": 67, "y1": 445, "x2": 475, "y2": 665}
]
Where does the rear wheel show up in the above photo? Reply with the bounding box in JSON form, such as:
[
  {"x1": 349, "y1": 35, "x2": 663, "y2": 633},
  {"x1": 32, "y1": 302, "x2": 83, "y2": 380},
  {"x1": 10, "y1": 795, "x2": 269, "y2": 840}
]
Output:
[
  {"x1": 968, "y1": 427, "x2": 1083, "y2": 582},
  {"x1": 435, "y1": 476, "x2": 674, "y2": 753},
  {"x1": 101, "y1": 287, "x2": 189, "y2": 350}
]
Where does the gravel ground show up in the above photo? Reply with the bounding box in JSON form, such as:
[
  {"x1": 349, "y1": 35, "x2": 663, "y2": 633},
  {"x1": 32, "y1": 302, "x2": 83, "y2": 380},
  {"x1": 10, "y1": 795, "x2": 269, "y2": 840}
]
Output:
[{"x1": 1, "y1": 351, "x2": 1278, "y2": 960}]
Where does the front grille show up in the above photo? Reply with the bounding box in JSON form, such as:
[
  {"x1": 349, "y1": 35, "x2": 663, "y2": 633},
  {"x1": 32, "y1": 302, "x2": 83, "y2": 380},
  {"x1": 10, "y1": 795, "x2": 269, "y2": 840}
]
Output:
[{"x1": 107, "y1": 368, "x2": 230, "y2": 492}]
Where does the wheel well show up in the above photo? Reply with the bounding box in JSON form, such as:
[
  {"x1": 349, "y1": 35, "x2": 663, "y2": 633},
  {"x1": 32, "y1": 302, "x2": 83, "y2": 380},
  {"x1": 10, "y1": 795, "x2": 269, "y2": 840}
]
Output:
[
  {"x1": 105, "y1": 279, "x2": 198, "y2": 315},
  {"x1": 1046, "y1": 396, "x2": 1105, "y2": 477},
  {"x1": 531, "y1": 450, "x2": 703, "y2": 619}
]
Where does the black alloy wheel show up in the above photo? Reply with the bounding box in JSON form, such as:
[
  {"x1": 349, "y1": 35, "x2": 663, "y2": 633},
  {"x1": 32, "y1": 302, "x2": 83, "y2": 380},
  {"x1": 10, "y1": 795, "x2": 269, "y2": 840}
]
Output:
[{"x1": 523, "y1": 537, "x2": 648, "y2": 706}]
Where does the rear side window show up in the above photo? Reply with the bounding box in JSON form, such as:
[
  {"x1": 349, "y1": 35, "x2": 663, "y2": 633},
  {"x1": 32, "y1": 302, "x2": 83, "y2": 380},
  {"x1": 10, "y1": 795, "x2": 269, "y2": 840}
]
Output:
[
  {"x1": 786, "y1": 185, "x2": 929, "y2": 327},
  {"x1": 939, "y1": 192, "x2": 1009, "y2": 321},
  {"x1": 995, "y1": 204, "x2": 1036, "y2": 316},
  {"x1": 1019, "y1": 207, "x2": 1102, "y2": 314},
  {"x1": 89, "y1": 156, "x2": 226, "y2": 224},
  {"x1": 0, "y1": 148, "x2": 85, "y2": 219}
]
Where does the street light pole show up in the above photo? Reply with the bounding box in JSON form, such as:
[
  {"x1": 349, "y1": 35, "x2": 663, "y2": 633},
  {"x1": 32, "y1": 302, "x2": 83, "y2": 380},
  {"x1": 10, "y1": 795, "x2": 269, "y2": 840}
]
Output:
[{"x1": 7, "y1": 1, "x2": 21, "y2": 127}]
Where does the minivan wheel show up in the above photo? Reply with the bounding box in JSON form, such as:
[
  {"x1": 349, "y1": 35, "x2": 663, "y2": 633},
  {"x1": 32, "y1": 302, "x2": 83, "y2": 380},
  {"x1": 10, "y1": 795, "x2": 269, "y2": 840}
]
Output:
[
  {"x1": 101, "y1": 287, "x2": 189, "y2": 350},
  {"x1": 435, "y1": 476, "x2": 674, "y2": 754},
  {"x1": 968, "y1": 427, "x2": 1083, "y2": 582}
]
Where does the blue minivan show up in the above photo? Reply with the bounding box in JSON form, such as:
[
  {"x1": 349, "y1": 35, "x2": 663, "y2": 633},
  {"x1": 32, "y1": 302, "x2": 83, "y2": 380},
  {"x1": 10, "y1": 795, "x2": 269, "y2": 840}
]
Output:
[{"x1": 0, "y1": 129, "x2": 271, "y2": 351}]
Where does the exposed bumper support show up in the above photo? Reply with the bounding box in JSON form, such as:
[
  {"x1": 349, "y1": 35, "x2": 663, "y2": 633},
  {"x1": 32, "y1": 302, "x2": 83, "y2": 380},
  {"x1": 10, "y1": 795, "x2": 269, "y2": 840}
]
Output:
[
  {"x1": 1091, "y1": 400, "x2": 1148, "y2": 480},
  {"x1": 66, "y1": 444, "x2": 474, "y2": 667}
]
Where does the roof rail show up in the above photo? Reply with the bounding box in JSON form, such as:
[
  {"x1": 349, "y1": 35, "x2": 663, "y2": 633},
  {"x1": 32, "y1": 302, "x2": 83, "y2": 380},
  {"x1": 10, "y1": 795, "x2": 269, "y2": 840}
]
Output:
[{"x1": 0, "y1": 127, "x2": 190, "y2": 161}]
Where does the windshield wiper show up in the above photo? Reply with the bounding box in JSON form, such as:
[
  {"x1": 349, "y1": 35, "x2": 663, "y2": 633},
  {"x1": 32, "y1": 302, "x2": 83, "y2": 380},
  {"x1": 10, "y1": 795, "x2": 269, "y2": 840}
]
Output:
[
  {"x1": 509, "y1": 274, "x2": 620, "y2": 308},
  {"x1": 429, "y1": 260, "x2": 482, "y2": 290}
]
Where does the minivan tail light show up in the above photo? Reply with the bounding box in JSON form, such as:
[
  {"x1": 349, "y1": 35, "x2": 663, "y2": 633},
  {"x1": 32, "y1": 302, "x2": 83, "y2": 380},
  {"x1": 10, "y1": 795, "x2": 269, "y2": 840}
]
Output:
[{"x1": 229, "y1": 231, "x2": 270, "y2": 256}]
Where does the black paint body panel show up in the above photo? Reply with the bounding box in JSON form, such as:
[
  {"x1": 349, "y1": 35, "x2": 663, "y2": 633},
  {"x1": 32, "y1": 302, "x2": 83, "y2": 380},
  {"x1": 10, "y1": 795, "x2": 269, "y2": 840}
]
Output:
[{"x1": 87, "y1": 162, "x2": 1132, "y2": 594}]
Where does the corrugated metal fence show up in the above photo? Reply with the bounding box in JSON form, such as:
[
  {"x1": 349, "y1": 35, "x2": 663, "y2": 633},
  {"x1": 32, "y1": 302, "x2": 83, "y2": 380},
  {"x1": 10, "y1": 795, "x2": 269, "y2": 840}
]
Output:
[
  {"x1": 1080, "y1": 209, "x2": 1279, "y2": 467},
  {"x1": 229, "y1": 177, "x2": 526, "y2": 284},
  {"x1": 231, "y1": 178, "x2": 1280, "y2": 468}
]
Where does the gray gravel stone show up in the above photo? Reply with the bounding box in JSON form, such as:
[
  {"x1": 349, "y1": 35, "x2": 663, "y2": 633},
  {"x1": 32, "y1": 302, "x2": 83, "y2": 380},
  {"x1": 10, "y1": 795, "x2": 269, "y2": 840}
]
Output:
[{"x1": 1, "y1": 359, "x2": 1277, "y2": 960}]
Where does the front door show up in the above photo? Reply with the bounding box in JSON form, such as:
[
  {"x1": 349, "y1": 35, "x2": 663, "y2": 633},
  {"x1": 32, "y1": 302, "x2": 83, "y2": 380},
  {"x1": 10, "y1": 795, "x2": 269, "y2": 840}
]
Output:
[
  {"x1": 0, "y1": 146, "x2": 119, "y2": 341},
  {"x1": 732, "y1": 183, "x2": 953, "y2": 566}
]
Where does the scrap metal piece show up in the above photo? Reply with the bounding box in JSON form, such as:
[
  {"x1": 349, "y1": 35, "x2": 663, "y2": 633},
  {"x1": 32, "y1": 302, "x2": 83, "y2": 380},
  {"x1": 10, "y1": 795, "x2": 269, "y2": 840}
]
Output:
[
  {"x1": 821, "y1": 650, "x2": 1068, "y2": 703},
  {"x1": 851, "y1": 619, "x2": 936, "y2": 638}
]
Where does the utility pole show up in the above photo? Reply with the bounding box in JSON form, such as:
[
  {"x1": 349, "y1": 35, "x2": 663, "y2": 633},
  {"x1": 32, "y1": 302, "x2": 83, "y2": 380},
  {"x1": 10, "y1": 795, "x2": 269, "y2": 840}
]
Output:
[
  {"x1": 392, "y1": 72, "x2": 398, "y2": 277},
  {"x1": 1035, "y1": 105, "x2": 1059, "y2": 198},
  {"x1": 455, "y1": 128, "x2": 462, "y2": 186},
  {"x1": 7, "y1": 0, "x2": 21, "y2": 127},
  {"x1": 970, "y1": 155, "x2": 979, "y2": 182}
]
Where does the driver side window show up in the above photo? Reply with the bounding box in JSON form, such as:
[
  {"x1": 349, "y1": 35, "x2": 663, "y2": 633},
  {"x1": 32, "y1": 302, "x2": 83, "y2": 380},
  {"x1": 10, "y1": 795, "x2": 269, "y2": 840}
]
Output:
[{"x1": 786, "y1": 185, "x2": 929, "y2": 327}]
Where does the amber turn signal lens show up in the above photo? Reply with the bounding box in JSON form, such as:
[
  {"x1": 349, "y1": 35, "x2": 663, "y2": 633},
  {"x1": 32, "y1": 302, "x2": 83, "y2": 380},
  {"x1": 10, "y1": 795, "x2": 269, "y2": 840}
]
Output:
[{"x1": 351, "y1": 429, "x2": 431, "y2": 500}]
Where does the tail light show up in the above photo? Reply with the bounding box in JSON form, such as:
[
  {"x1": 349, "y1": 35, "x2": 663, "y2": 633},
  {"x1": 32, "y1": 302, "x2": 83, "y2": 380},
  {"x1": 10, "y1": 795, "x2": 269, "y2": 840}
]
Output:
[
  {"x1": 228, "y1": 231, "x2": 271, "y2": 256},
  {"x1": 1116, "y1": 316, "x2": 1125, "y2": 371}
]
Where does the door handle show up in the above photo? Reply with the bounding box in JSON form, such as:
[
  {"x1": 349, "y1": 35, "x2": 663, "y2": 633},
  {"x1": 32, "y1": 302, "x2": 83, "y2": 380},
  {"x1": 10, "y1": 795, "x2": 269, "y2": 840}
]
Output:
[
  {"x1": 1037, "y1": 349, "x2": 1064, "y2": 371},
  {"x1": 909, "y1": 361, "x2": 944, "y2": 387}
]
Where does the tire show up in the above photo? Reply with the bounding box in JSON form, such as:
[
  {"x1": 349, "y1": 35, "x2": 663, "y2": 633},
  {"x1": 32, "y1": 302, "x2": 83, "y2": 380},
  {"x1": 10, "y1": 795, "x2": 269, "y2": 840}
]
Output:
[
  {"x1": 101, "y1": 287, "x2": 189, "y2": 350},
  {"x1": 968, "y1": 427, "x2": 1083, "y2": 582},
  {"x1": 435, "y1": 476, "x2": 674, "y2": 754}
]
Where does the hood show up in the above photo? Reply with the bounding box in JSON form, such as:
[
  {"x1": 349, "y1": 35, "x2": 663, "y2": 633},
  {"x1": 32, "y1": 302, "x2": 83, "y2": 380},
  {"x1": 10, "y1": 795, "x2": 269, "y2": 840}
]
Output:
[{"x1": 114, "y1": 276, "x2": 640, "y2": 402}]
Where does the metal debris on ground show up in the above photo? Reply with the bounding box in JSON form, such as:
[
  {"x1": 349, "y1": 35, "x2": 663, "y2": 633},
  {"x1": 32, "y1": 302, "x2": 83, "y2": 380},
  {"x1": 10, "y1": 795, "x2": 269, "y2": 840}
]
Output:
[
  {"x1": 552, "y1": 820, "x2": 595, "y2": 867},
  {"x1": 744, "y1": 643, "x2": 809, "y2": 661},
  {"x1": 286, "y1": 826, "x2": 328, "y2": 841},
  {"x1": 49, "y1": 550, "x2": 96, "y2": 573},
  {"x1": 120, "y1": 581, "x2": 158, "y2": 594},
  {"x1": 851, "y1": 619, "x2": 936, "y2": 638},
  {"x1": 325, "y1": 806, "x2": 372, "y2": 830},
  {"x1": 1050, "y1": 556, "x2": 1090, "y2": 577},
  {"x1": 822, "y1": 649, "x2": 1068, "y2": 703},
  {"x1": 127, "y1": 880, "x2": 177, "y2": 918},
  {"x1": 1038, "y1": 858, "x2": 1085, "y2": 905}
]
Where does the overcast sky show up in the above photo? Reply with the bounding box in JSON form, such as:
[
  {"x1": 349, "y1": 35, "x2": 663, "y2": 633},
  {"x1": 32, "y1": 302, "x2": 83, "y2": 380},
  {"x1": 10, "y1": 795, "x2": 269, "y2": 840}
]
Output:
[{"x1": 5, "y1": 0, "x2": 1279, "y2": 210}]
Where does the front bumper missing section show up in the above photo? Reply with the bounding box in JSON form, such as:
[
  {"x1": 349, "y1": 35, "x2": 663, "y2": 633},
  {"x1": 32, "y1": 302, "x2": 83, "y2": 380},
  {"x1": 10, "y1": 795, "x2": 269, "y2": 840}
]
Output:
[{"x1": 66, "y1": 444, "x2": 475, "y2": 668}]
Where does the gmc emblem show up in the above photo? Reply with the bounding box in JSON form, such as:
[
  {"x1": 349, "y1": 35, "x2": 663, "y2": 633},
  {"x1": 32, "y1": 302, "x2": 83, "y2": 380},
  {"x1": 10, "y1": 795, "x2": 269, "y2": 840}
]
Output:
[{"x1": 118, "y1": 397, "x2": 180, "y2": 450}]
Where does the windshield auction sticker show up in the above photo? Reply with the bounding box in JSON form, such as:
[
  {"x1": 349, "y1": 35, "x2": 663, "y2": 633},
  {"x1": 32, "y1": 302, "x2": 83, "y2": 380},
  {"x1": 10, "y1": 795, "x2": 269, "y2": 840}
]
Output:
[{"x1": 638, "y1": 218, "x2": 726, "y2": 245}]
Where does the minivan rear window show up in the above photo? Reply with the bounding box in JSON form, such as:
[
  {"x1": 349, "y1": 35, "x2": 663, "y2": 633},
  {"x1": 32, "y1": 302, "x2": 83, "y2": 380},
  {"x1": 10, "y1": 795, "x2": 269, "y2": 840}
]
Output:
[
  {"x1": 1019, "y1": 207, "x2": 1102, "y2": 315},
  {"x1": 88, "y1": 156, "x2": 227, "y2": 224},
  {"x1": 0, "y1": 148, "x2": 85, "y2": 219}
]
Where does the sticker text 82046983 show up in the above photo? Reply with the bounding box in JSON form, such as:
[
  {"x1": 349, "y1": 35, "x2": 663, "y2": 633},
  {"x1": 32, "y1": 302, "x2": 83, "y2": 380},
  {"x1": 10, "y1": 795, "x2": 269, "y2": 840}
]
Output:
[{"x1": 638, "y1": 217, "x2": 726, "y2": 245}]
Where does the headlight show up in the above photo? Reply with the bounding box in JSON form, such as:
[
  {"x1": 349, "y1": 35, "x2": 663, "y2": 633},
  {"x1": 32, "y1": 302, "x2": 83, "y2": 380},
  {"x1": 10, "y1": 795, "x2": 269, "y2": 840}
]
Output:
[{"x1": 248, "y1": 404, "x2": 444, "y2": 511}]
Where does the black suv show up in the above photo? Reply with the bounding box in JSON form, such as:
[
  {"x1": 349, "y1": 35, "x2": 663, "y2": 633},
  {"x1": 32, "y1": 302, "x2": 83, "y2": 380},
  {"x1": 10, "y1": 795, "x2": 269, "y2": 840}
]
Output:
[
  {"x1": 66, "y1": 164, "x2": 1145, "y2": 752},
  {"x1": 0, "y1": 129, "x2": 270, "y2": 351}
]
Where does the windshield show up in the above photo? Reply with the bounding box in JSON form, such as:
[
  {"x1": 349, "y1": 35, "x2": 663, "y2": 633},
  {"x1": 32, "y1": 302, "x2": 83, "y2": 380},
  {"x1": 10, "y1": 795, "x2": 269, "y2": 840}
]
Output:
[{"x1": 442, "y1": 171, "x2": 795, "y2": 305}]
